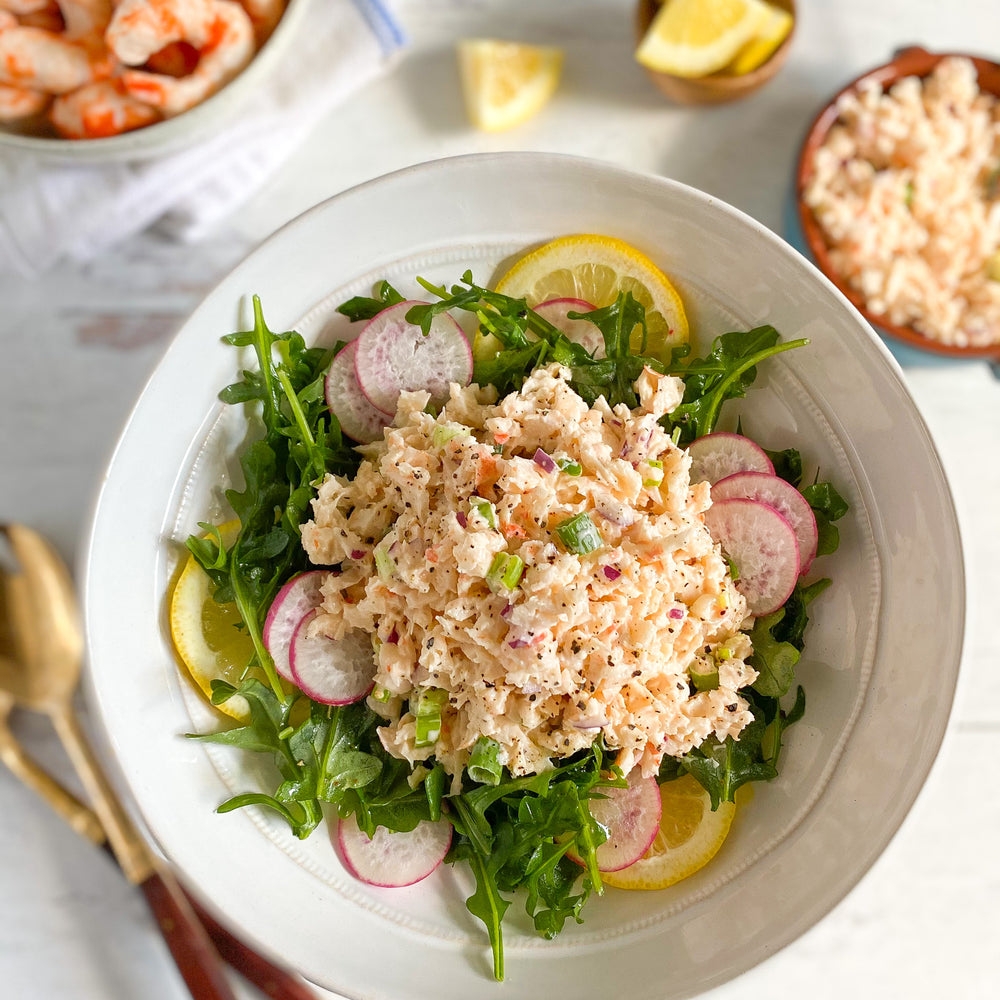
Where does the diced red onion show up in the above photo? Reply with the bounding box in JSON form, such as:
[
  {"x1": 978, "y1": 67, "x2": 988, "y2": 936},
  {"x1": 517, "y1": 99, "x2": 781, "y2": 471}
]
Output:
[
  {"x1": 572, "y1": 715, "x2": 608, "y2": 730},
  {"x1": 456, "y1": 511, "x2": 468, "y2": 528},
  {"x1": 669, "y1": 608, "x2": 684, "y2": 620},
  {"x1": 350, "y1": 549, "x2": 366, "y2": 560},
  {"x1": 533, "y1": 448, "x2": 557, "y2": 473},
  {"x1": 386, "y1": 628, "x2": 399, "y2": 644},
  {"x1": 602, "y1": 565, "x2": 622, "y2": 581},
  {"x1": 594, "y1": 497, "x2": 638, "y2": 527},
  {"x1": 500, "y1": 602, "x2": 514, "y2": 621}
]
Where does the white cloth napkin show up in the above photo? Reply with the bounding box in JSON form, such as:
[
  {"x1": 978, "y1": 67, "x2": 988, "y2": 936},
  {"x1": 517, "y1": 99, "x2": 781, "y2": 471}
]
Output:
[{"x1": 0, "y1": 0, "x2": 406, "y2": 277}]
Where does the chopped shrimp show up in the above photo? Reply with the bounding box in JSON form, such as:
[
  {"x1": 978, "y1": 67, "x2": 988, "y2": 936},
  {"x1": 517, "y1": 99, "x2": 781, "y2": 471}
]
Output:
[
  {"x1": 0, "y1": 80, "x2": 47, "y2": 119},
  {"x1": 120, "y1": 0, "x2": 253, "y2": 115},
  {"x1": 0, "y1": 23, "x2": 94, "y2": 93},
  {"x1": 235, "y1": 0, "x2": 282, "y2": 44},
  {"x1": 105, "y1": 0, "x2": 216, "y2": 66},
  {"x1": 49, "y1": 77, "x2": 159, "y2": 136}
]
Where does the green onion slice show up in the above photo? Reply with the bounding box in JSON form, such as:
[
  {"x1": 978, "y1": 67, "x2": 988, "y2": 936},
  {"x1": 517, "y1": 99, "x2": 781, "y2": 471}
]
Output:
[
  {"x1": 432, "y1": 423, "x2": 471, "y2": 447},
  {"x1": 486, "y1": 552, "x2": 525, "y2": 592},
  {"x1": 414, "y1": 687, "x2": 448, "y2": 747},
  {"x1": 467, "y1": 736, "x2": 503, "y2": 786},
  {"x1": 690, "y1": 663, "x2": 720, "y2": 692},
  {"x1": 554, "y1": 512, "x2": 603, "y2": 555},
  {"x1": 471, "y1": 499, "x2": 498, "y2": 529},
  {"x1": 374, "y1": 545, "x2": 396, "y2": 580},
  {"x1": 557, "y1": 458, "x2": 582, "y2": 476}
]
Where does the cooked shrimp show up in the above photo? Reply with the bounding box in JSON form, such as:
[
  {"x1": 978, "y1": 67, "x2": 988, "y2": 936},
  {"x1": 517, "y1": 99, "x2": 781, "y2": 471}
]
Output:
[
  {"x1": 49, "y1": 76, "x2": 159, "y2": 136},
  {"x1": 15, "y1": 1, "x2": 65, "y2": 33},
  {"x1": 0, "y1": 22, "x2": 94, "y2": 92},
  {"x1": 105, "y1": 0, "x2": 215, "y2": 66},
  {"x1": 0, "y1": 80, "x2": 48, "y2": 119},
  {"x1": 57, "y1": 0, "x2": 111, "y2": 40},
  {"x1": 236, "y1": 0, "x2": 282, "y2": 44},
  {"x1": 120, "y1": 0, "x2": 253, "y2": 116}
]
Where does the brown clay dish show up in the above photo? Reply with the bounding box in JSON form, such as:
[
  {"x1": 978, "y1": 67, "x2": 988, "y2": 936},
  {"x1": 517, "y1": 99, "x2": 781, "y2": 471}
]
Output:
[
  {"x1": 634, "y1": 0, "x2": 796, "y2": 105},
  {"x1": 796, "y1": 46, "x2": 1000, "y2": 361}
]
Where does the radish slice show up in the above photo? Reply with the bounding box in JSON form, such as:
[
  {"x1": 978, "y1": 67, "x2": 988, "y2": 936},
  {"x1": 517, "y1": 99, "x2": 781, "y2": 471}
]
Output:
[
  {"x1": 534, "y1": 297, "x2": 604, "y2": 357},
  {"x1": 569, "y1": 769, "x2": 662, "y2": 873},
  {"x1": 711, "y1": 471, "x2": 819, "y2": 575},
  {"x1": 262, "y1": 571, "x2": 326, "y2": 682},
  {"x1": 687, "y1": 432, "x2": 774, "y2": 486},
  {"x1": 354, "y1": 300, "x2": 472, "y2": 415},
  {"x1": 324, "y1": 342, "x2": 392, "y2": 445},
  {"x1": 704, "y1": 498, "x2": 800, "y2": 616},
  {"x1": 336, "y1": 814, "x2": 453, "y2": 887},
  {"x1": 289, "y1": 610, "x2": 376, "y2": 705}
]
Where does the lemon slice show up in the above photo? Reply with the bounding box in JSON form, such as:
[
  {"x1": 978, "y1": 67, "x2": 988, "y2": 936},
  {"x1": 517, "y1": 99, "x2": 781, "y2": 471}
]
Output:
[
  {"x1": 457, "y1": 38, "x2": 563, "y2": 132},
  {"x1": 636, "y1": 0, "x2": 773, "y2": 78},
  {"x1": 169, "y1": 520, "x2": 258, "y2": 722},
  {"x1": 726, "y1": 4, "x2": 793, "y2": 75},
  {"x1": 493, "y1": 233, "x2": 689, "y2": 359},
  {"x1": 600, "y1": 774, "x2": 736, "y2": 890}
]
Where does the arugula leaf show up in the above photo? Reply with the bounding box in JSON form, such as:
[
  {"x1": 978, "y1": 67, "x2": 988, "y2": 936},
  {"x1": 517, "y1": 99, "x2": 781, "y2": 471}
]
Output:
[
  {"x1": 764, "y1": 446, "x2": 803, "y2": 487},
  {"x1": 801, "y1": 481, "x2": 849, "y2": 557},
  {"x1": 189, "y1": 679, "x2": 324, "y2": 838},
  {"x1": 748, "y1": 609, "x2": 801, "y2": 698},
  {"x1": 336, "y1": 280, "x2": 405, "y2": 321},
  {"x1": 568, "y1": 294, "x2": 664, "y2": 408},
  {"x1": 187, "y1": 298, "x2": 358, "y2": 702},
  {"x1": 664, "y1": 328, "x2": 809, "y2": 445}
]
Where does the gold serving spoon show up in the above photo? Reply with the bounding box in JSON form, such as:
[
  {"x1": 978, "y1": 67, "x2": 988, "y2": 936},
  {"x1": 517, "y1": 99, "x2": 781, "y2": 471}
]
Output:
[{"x1": 0, "y1": 523, "x2": 239, "y2": 1000}]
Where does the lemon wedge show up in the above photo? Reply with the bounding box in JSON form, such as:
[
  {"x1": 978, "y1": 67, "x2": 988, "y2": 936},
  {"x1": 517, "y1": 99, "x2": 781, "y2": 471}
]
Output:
[
  {"x1": 726, "y1": 4, "x2": 794, "y2": 75},
  {"x1": 458, "y1": 38, "x2": 563, "y2": 132},
  {"x1": 636, "y1": 0, "x2": 773, "y2": 78},
  {"x1": 493, "y1": 233, "x2": 689, "y2": 359},
  {"x1": 169, "y1": 520, "x2": 259, "y2": 722},
  {"x1": 600, "y1": 774, "x2": 737, "y2": 890}
]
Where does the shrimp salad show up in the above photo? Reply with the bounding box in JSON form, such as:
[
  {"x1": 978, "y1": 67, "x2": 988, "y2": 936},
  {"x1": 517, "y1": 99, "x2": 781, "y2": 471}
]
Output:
[
  {"x1": 183, "y1": 244, "x2": 847, "y2": 980},
  {"x1": 0, "y1": 0, "x2": 284, "y2": 139}
]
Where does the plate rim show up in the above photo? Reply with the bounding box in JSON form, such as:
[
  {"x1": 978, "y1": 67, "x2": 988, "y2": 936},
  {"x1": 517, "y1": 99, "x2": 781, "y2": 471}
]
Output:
[{"x1": 80, "y1": 150, "x2": 966, "y2": 999}]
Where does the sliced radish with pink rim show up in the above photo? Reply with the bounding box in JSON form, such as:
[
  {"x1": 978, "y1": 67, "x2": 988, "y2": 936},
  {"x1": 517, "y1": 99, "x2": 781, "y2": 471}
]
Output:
[
  {"x1": 704, "y1": 498, "x2": 800, "y2": 616},
  {"x1": 262, "y1": 570, "x2": 326, "y2": 682},
  {"x1": 336, "y1": 814, "x2": 452, "y2": 887},
  {"x1": 534, "y1": 297, "x2": 603, "y2": 357},
  {"x1": 711, "y1": 471, "x2": 819, "y2": 575},
  {"x1": 568, "y1": 769, "x2": 662, "y2": 872},
  {"x1": 289, "y1": 610, "x2": 376, "y2": 705},
  {"x1": 324, "y1": 342, "x2": 392, "y2": 445},
  {"x1": 687, "y1": 432, "x2": 774, "y2": 486},
  {"x1": 354, "y1": 300, "x2": 472, "y2": 415}
]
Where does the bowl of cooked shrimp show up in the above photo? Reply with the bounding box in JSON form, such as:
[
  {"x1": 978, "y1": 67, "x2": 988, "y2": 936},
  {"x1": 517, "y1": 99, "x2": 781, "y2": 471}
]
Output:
[{"x1": 0, "y1": 0, "x2": 305, "y2": 160}]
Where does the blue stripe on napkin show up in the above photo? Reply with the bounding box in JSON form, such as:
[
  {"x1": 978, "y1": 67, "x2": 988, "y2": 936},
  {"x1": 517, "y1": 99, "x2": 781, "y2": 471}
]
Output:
[{"x1": 352, "y1": 0, "x2": 407, "y2": 54}]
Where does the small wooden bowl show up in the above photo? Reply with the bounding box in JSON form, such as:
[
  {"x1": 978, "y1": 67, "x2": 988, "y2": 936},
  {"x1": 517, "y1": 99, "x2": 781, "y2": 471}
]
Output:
[
  {"x1": 634, "y1": 0, "x2": 796, "y2": 105},
  {"x1": 796, "y1": 47, "x2": 1000, "y2": 362}
]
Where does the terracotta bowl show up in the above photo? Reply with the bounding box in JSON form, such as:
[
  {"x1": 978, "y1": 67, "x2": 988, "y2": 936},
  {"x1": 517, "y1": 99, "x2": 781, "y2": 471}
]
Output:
[
  {"x1": 796, "y1": 47, "x2": 1000, "y2": 362},
  {"x1": 634, "y1": 0, "x2": 796, "y2": 105}
]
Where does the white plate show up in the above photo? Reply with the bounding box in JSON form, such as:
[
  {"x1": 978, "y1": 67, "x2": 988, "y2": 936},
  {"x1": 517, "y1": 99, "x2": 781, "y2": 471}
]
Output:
[{"x1": 82, "y1": 153, "x2": 964, "y2": 1000}]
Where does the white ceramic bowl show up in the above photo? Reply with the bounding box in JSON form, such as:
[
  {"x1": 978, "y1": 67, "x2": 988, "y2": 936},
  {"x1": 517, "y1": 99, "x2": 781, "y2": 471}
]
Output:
[
  {"x1": 82, "y1": 153, "x2": 964, "y2": 999},
  {"x1": 0, "y1": 0, "x2": 308, "y2": 163}
]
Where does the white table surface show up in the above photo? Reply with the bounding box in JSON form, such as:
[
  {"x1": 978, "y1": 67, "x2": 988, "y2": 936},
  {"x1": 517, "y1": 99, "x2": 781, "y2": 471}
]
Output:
[{"x1": 1, "y1": 1, "x2": 999, "y2": 997}]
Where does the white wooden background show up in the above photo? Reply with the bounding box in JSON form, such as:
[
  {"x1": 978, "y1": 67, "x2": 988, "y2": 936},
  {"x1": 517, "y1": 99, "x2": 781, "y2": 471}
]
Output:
[{"x1": 1, "y1": 2, "x2": 998, "y2": 997}]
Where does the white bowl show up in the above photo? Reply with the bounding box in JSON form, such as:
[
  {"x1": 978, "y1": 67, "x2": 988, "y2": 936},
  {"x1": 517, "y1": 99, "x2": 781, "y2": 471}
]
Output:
[
  {"x1": 82, "y1": 152, "x2": 964, "y2": 999},
  {"x1": 0, "y1": 0, "x2": 308, "y2": 163}
]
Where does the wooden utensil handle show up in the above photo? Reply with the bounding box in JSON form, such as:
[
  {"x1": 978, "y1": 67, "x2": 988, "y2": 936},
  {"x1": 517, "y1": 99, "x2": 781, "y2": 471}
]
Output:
[
  {"x1": 187, "y1": 896, "x2": 317, "y2": 1000},
  {"x1": 0, "y1": 720, "x2": 106, "y2": 845},
  {"x1": 141, "y1": 870, "x2": 240, "y2": 1000}
]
